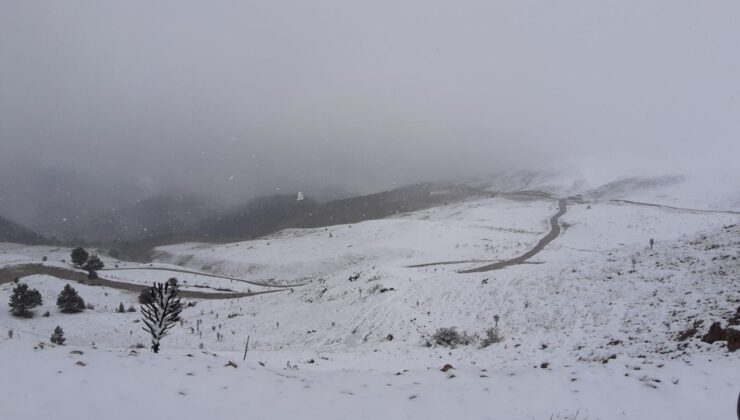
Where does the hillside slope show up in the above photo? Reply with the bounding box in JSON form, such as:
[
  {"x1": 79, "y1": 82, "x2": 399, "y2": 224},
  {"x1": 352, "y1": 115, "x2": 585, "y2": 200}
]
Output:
[{"x1": 0, "y1": 215, "x2": 46, "y2": 245}]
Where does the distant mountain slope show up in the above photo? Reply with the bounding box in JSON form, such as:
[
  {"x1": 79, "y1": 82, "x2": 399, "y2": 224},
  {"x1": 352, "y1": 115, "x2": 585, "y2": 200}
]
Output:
[
  {"x1": 83, "y1": 194, "x2": 213, "y2": 243},
  {"x1": 0, "y1": 216, "x2": 47, "y2": 245},
  {"x1": 194, "y1": 183, "x2": 489, "y2": 242}
]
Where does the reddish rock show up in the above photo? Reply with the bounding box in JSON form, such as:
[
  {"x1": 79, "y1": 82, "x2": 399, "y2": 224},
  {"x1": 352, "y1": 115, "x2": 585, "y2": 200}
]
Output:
[{"x1": 440, "y1": 364, "x2": 454, "y2": 372}]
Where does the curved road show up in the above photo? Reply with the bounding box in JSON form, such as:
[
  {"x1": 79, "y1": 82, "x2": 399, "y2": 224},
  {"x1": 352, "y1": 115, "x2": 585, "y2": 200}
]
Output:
[
  {"x1": 610, "y1": 199, "x2": 740, "y2": 215},
  {"x1": 459, "y1": 199, "x2": 568, "y2": 273},
  {"x1": 0, "y1": 264, "x2": 288, "y2": 300},
  {"x1": 100, "y1": 266, "x2": 307, "y2": 288}
]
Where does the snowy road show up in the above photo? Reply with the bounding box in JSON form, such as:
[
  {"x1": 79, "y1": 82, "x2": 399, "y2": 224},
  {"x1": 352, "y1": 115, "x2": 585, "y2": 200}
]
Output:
[
  {"x1": 460, "y1": 198, "x2": 568, "y2": 273},
  {"x1": 0, "y1": 264, "x2": 286, "y2": 300}
]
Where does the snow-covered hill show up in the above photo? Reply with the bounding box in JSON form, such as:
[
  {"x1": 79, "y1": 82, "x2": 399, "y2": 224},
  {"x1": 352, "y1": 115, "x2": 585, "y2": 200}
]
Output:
[
  {"x1": 1, "y1": 158, "x2": 739, "y2": 419},
  {"x1": 480, "y1": 154, "x2": 740, "y2": 211}
]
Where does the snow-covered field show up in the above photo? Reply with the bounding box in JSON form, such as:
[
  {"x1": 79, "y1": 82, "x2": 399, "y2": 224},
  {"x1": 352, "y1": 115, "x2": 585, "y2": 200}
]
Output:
[{"x1": 1, "y1": 163, "x2": 739, "y2": 419}]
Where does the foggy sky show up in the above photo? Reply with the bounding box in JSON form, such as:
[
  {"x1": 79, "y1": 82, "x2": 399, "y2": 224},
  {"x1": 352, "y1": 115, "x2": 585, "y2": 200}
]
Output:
[{"x1": 2, "y1": 1, "x2": 740, "y2": 229}]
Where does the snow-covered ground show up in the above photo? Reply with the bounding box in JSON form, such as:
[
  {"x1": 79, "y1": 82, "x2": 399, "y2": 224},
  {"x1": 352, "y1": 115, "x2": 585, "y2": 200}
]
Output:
[{"x1": 1, "y1": 162, "x2": 739, "y2": 419}]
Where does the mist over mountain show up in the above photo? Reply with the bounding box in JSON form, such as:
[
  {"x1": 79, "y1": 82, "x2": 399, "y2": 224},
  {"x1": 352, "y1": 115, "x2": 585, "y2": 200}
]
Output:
[
  {"x1": 0, "y1": 215, "x2": 46, "y2": 245},
  {"x1": 3, "y1": 1, "x2": 739, "y2": 241}
]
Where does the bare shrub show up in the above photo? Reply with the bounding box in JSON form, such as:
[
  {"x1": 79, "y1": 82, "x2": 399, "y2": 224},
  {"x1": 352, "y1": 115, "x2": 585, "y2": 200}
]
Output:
[
  {"x1": 480, "y1": 327, "x2": 503, "y2": 347},
  {"x1": 429, "y1": 327, "x2": 473, "y2": 348}
]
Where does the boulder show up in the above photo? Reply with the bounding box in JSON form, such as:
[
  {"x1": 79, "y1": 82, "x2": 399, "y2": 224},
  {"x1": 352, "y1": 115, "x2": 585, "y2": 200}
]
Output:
[
  {"x1": 726, "y1": 328, "x2": 740, "y2": 352},
  {"x1": 701, "y1": 322, "x2": 726, "y2": 344}
]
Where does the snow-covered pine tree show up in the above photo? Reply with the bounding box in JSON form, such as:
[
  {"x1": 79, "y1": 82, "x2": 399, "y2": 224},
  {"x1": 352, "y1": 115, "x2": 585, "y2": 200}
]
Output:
[
  {"x1": 9, "y1": 283, "x2": 42, "y2": 317},
  {"x1": 57, "y1": 284, "x2": 85, "y2": 313},
  {"x1": 70, "y1": 247, "x2": 89, "y2": 268},
  {"x1": 140, "y1": 281, "x2": 183, "y2": 353},
  {"x1": 50, "y1": 326, "x2": 65, "y2": 345},
  {"x1": 82, "y1": 254, "x2": 104, "y2": 279}
]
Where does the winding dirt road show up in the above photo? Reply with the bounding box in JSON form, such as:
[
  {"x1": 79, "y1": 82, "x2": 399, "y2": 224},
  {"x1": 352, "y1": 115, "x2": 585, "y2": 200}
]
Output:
[
  {"x1": 459, "y1": 199, "x2": 568, "y2": 273},
  {"x1": 101, "y1": 266, "x2": 307, "y2": 288},
  {"x1": 0, "y1": 264, "x2": 288, "y2": 300}
]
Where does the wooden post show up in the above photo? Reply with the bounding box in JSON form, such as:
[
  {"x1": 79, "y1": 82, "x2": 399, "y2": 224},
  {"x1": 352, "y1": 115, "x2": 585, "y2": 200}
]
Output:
[{"x1": 243, "y1": 335, "x2": 250, "y2": 361}]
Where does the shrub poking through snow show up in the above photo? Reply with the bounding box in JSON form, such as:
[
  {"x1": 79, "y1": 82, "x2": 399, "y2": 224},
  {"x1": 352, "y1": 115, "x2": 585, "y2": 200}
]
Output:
[
  {"x1": 140, "y1": 281, "x2": 183, "y2": 353},
  {"x1": 429, "y1": 327, "x2": 474, "y2": 348},
  {"x1": 9, "y1": 283, "x2": 42, "y2": 317},
  {"x1": 70, "y1": 247, "x2": 89, "y2": 268},
  {"x1": 50, "y1": 326, "x2": 65, "y2": 345},
  {"x1": 116, "y1": 302, "x2": 125, "y2": 313},
  {"x1": 82, "y1": 254, "x2": 104, "y2": 279},
  {"x1": 57, "y1": 284, "x2": 85, "y2": 313},
  {"x1": 480, "y1": 326, "x2": 503, "y2": 347}
]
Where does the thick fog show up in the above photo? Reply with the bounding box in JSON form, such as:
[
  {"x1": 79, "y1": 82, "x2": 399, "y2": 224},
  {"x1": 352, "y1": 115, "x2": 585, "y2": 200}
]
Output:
[{"x1": 2, "y1": 1, "x2": 739, "y2": 237}]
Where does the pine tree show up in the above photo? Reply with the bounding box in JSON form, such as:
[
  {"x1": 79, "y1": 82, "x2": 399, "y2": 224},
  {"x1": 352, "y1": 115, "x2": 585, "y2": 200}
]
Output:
[
  {"x1": 50, "y1": 326, "x2": 65, "y2": 345},
  {"x1": 9, "y1": 283, "x2": 42, "y2": 317},
  {"x1": 70, "y1": 247, "x2": 89, "y2": 268},
  {"x1": 117, "y1": 302, "x2": 125, "y2": 313},
  {"x1": 82, "y1": 254, "x2": 104, "y2": 279},
  {"x1": 138, "y1": 288, "x2": 154, "y2": 304},
  {"x1": 56, "y1": 284, "x2": 85, "y2": 313},
  {"x1": 140, "y1": 281, "x2": 183, "y2": 353}
]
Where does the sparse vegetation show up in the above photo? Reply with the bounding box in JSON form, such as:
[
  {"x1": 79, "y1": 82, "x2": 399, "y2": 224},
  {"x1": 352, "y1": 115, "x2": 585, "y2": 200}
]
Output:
[
  {"x1": 428, "y1": 327, "x2": 474, "y2": 348},
  {"x1": 480, "y1": 327, "x2": 503, "y2": 348}
]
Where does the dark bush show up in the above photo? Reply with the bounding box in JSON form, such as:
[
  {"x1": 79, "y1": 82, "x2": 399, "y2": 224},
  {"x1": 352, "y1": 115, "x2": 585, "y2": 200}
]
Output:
[
  {"x1": 57, "y1": 284, "x2": 85, "y2": 313},
  {"x1": 50, "y1": 326, "x2": 65, "y2": 345},
  {"x1": 82, "y1": 255, "x2": 104, "y2": 279},
  {"x1": 70, "y1": 247, "x2": 89, "y2": 268},
  {"x1": 9, "y1": 283, "x2": 42, "y2": 317},
  {"x1": 138, "y1": 288, "x2": 155, "y2": 305}
]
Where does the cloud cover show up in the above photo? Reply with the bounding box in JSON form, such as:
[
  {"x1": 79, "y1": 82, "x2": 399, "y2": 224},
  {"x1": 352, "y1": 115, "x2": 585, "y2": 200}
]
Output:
[{"x1": 1, "y1": 0, "x2": 739, "y2": 230}]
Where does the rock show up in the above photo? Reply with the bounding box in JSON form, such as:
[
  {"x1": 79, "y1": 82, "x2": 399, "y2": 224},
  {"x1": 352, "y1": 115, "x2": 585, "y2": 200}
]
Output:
[
  {"x1": 75, "y1": 361, "x2": 86, "y2": 366},
  {"x1": 726, "y1": 328, "x2": 740, "y2": 352},
  {"x1": 701, "y1": 322, "x2": 726, "y2": 344},
  {"x1": 727, "y1": 307, "x2": 740, "y2": 326},
  {"x1": 601, "y1": 354, "x2": 617, "y2": 364},
  {"x1": 540, "y1": 362, "x2": 550, "y2": 369},
  {"x1": 440, "y1": 364, "x2": 454, "y2": 372},
  {"x1": 224, "y1": 361, "x2": 238, "y2": 368},
  {"x1": 69, "y1": 350, "x2": 83, "y2": 355}
]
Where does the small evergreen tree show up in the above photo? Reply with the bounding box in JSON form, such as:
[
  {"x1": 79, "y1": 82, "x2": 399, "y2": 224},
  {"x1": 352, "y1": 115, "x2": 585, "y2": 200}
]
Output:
[
  {"x1": 138, "y1": 288, "x2": 155, "y2": 305},
  {"x1": 141, "y1": 281, "x2": 183, "y2": 353},
  {"x1": 82, "y1": 254, "x2": 104, "y2": 279},
  {"x1": 70, "y1": 247, "x2": 89, "y2": 268},
  {"x1": 9, "y1": 283, "x2": 42, "y2": 317},
  {"x1": 50, "y1": 326, "x2": 65, "y2": 345},
  {"x1": 117, "y1": 302, "x2": 125, "y2": 313},
  {"x1": 56, "y1": 284, "x2": 85, "y2": 313}
]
